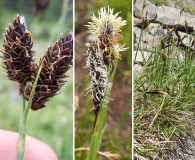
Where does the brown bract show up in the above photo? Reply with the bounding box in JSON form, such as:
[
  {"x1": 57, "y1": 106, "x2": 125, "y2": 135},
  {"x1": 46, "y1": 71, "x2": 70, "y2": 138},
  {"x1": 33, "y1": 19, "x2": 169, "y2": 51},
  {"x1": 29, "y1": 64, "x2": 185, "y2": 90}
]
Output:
[{"x1": 98, "y1": 22, "x2": 119, "y2": 66}]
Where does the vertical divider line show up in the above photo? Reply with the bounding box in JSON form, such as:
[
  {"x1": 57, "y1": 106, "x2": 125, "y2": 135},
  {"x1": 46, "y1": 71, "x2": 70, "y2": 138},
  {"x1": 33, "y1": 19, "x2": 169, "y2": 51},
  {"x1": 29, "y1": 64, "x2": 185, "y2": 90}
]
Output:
[
  {"x1": 132, "y1": 0, "x2": 134, "y2": 159},
  {"x1": 73, "y1": 0, "x2": 75, "y2": 159}
]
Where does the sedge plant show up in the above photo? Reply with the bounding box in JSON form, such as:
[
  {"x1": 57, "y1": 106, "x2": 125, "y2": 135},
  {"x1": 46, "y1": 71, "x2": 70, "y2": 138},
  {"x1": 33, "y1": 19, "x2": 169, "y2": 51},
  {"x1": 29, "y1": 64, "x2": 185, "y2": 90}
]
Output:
[
  {"x1": 134, "y1": 6, "x2": 195, "y2": 159},
  {"x1": 1, "y1": 15, "x2": 73, "y2": 160},
  {"x1": 85, "y1": 7, "x2": 128, "y2": 160}
]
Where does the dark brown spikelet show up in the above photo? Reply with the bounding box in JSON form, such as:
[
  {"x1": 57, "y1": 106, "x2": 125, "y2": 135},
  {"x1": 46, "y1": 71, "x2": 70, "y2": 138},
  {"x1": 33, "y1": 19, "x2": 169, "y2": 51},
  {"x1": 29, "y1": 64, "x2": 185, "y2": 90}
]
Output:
[
  {"x1": 25, "y1": 32, "x2": 73, "y2": 110},
  {"x1": 86, "y1": 43, "x2": 111, "y2": 129},
  {"x1": 1, "y1": 15, "x2": 35, "y2": 90},
  {"x1": 98, "y1": 22, "x2": 121, "y2": 67},
  {"x1": 86, "y1": 44, "x2": 102, "y2": 116}
]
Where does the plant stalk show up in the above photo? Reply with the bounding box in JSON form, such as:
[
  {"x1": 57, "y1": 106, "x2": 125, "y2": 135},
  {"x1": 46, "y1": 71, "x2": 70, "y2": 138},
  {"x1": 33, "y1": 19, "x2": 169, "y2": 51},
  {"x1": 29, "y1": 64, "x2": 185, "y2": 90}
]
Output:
[
  {"x1": 19, "y1": 87, "x2": 26, "y2": 134},
  {"x1": 149, "y1": 96, "x2": 166, "y2": 128},
  {"x1": 17, "y1": 63, "x2": 43, "y2": 160},
  {"x1": 86, "y1": 94, "x2": 109, "y2": 160}
]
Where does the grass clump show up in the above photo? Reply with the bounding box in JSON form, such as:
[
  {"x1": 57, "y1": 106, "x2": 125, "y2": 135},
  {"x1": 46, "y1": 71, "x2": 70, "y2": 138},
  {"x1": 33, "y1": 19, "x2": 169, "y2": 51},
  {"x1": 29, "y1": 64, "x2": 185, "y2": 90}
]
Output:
[
  {"x1": 174, "y1": 0, "x2": 195, "y2": 15},
  {"x1": 148, "y1": 0, "x2": 170, "y2": 6},
  {"x1": 134, "y1": 14, "x2": 195, "y2": 160},
  {"x1": 149, "y1": 0, "x2": 195, "y2": 15}
]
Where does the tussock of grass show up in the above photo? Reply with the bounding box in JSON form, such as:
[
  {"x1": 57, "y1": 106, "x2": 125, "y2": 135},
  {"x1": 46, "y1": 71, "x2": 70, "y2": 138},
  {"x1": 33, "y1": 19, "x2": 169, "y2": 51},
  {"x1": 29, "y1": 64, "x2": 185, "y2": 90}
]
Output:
[
  {"x1": 174, "y1": 0, "x2": 195, "y2": 15},
  {"x1": 149, "y1": 0, "x2": 195, "y2": 15},
  {"x1": 148, "y1": 0, "x2": 170, "y2": 6},
  {"x1": 134, "y1": 20, "x2": 195, "y2": 159}
]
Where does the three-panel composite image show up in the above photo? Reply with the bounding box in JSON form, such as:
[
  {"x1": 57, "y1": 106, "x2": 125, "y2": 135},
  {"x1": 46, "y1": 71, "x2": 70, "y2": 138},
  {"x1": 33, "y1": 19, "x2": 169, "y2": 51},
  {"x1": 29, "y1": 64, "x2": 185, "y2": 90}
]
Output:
[{"x1": 0, "y1": 0, "x2": 194, "y2": 160}]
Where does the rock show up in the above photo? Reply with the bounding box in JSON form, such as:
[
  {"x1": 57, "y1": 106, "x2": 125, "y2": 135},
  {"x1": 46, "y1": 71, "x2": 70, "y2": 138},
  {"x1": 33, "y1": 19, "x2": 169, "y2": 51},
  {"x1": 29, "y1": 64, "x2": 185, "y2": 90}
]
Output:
[
  {"x1": 134, "y1": 27, "x2": 141, "y2": 50},
  {"x1": 184, "y1": 0, "x2": 195, "y2": 6},
  {"x1": 134, "y1": 17, "x2": 143, "y2": 27},
  {"x1": 133, "y1": 50, "x2": 148, "y2": 73},
  {"x1": 167, "y1": 0, "x2": 175, "y2": 7},
  {"x1": 133, "y1": 48, "x2": 185, "y2": 73},
  {"x1": 148, "y1": 23, "x2": 166, "y2": 37},
  {"x1": 167, "y1": 0, "x2": 195, "y2": 8},
  {"x1": 133, "y1": 51, "x2": 150, "y2": 63},
  {"x1": 134, "y1": 1, "x2": 195, "y2": 53},
  {"x1": 134, "y1": 64, "x2": 142, "y2": 74},
  {"x1": 134, "y1": 26, "x2": 163, "y2": 52},
  {"x1": 134, "y1": 0, "x2": 195, "y2": 32},
  {"x1": 134, "y1": 0, "x2": 157, "y2": 20},
  {"x1": 134, "y1": 4, "x2": 143, "y2": 19},
  {"x1": 178, "y1": 31, "x2": 195, "y2": 49}
]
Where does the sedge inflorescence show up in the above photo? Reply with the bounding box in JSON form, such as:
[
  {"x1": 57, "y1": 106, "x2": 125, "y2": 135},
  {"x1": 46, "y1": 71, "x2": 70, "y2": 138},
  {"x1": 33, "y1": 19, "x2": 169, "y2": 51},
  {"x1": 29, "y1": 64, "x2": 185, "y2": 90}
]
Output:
[
  {"x1": 87, "y1": 7, "x2": 127, "y2": 67},
  {"x1": 25, "y1": 33, "x2": 73, "y2": 110},
  {"x1": 85, "y1": 43, "x2": 112, "y2": 117},
  {"x1": 1, "y1": 15, "x2": 73, "y2": 110},
  {"x1": 2, "y1": 15, "x2": 35, "y2": 92},
  {"x1": 85, "y1": 7, "x2": 127, "y2": 125}
]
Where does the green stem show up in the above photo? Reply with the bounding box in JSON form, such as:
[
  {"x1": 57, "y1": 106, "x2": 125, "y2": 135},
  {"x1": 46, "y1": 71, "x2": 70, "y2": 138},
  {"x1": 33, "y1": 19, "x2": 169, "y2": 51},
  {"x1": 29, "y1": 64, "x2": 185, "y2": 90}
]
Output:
[
  {"x1": 17, "y1": 64, "x2": 43, "y2": 160},
  {"x1": 23, "y1": 93, "x2": 26, "y2": 112},
  {"x1": 19, "y1": 87, "x2": 25, "y2": 134},
  {"x1": 149, "y1": 96, "x2": 166, "y2": 128},
  {"x1": 86, "y1": 93, "x2": 109, "y2": 160}
]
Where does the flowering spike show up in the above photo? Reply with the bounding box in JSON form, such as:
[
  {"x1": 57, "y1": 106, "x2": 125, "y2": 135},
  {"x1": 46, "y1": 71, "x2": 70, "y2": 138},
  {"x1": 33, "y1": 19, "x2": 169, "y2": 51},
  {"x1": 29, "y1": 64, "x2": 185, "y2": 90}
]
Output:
[
  {"x1": 85, "y1": 7, "x2": 127, "y2": 128},
  {"x1": 86, "y1": 6, "x2": 127, "y2": 67},
  {"x1": 25, "y1": 32, "x2": 73, "y2": 110},
  {"x1": 85, "y1": 43, "x2": 112, "y2": 128},
  {"x1": 1, "y1": 15, "x2": 35, "y2": 88}
]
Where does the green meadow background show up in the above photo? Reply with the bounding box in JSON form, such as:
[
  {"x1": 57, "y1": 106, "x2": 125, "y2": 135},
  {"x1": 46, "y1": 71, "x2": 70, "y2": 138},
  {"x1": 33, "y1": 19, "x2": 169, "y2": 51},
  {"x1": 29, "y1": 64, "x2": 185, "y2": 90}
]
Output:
[{"x1": 0, "y1": 0, "x2": 73, "y2": 159}]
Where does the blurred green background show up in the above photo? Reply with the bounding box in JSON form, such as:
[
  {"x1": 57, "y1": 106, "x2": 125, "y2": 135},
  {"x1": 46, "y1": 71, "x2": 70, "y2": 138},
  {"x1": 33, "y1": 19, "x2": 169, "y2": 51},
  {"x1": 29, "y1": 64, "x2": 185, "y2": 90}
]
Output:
[
  {"x1": 75, "y1": 0, "x2": 132, "y2": 160},
  {"x1": 0, "y1": 0, "x2": 73, "y2": 159}
]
